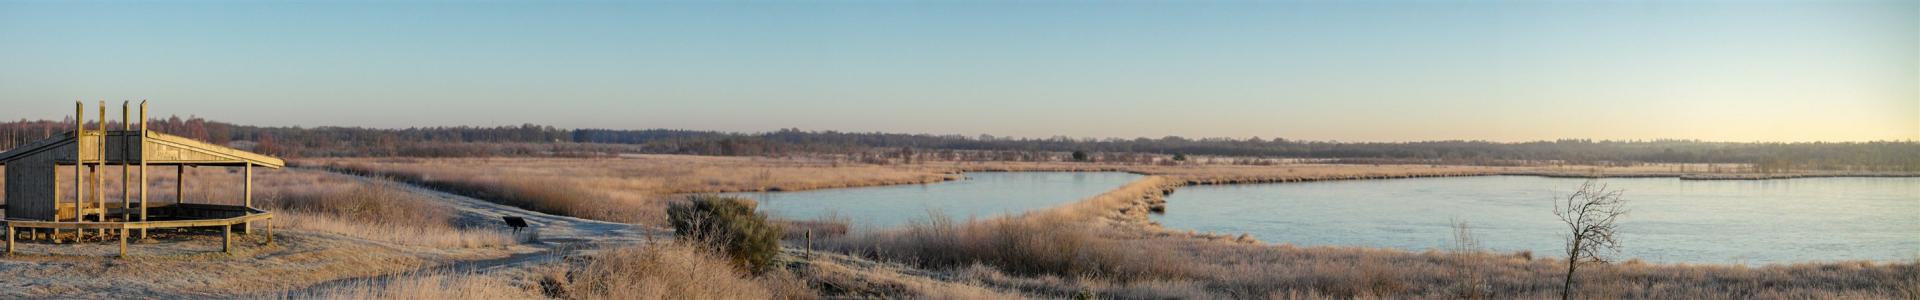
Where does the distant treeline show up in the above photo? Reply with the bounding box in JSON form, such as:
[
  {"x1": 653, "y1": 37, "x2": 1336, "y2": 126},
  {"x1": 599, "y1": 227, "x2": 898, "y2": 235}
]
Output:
[
  {"x1": 575, "y1": 128, "x2": 1919, "y2": 171},
  {"x1": 3, "y1": 119, "x2": 1915, "y2": 171}
]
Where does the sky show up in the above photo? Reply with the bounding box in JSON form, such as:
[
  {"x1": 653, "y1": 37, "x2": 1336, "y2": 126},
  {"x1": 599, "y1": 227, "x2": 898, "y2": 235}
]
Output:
[{"x1": 0, "y1": 1, "x2": 1914, "y2": 142}]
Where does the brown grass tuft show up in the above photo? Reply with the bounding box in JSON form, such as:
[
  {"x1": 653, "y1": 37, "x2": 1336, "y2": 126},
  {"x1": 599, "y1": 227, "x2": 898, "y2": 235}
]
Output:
[{"x1": 552, "y1": 242, "x2": 775, "y2": 300}]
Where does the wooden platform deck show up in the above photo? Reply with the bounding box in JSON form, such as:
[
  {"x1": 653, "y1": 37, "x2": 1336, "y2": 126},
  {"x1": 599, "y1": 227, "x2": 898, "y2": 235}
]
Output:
[{"x1": 3, "y1": 206, "x2": 273, "y2": 258}]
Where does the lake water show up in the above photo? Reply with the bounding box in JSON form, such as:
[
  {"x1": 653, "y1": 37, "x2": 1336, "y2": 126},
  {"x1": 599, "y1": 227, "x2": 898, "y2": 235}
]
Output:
[
  {"x1": 1155, "y1": 175, "x2": 1920, "y2": 264},
  {"x1": 734, "y1": 172, "x2": 1142, "y2": 230}
]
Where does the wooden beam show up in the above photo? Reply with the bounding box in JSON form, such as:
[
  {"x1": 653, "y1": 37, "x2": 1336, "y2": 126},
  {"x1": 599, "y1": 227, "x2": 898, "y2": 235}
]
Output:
[{"x1": 6, "y1": 224, "x2": 14, "y2": 255}]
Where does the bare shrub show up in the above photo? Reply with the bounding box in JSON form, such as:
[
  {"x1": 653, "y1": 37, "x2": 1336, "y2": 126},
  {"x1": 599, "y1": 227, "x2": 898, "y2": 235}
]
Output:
[{"x1": 1449, "y1": 219, "x2": 1491, "y2": 299}]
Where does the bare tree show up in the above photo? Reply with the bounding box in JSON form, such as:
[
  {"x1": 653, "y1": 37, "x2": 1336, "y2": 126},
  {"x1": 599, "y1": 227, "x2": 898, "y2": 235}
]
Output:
[{"x1": 1554, "y1": 180, "x2": 1628, "y2": 300}]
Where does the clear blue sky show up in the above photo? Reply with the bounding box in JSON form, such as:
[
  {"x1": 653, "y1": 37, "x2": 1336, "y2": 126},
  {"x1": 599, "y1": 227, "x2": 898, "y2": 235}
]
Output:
[{"x1": 2, "y1": 1, "x2": 1913, "y2": 142}]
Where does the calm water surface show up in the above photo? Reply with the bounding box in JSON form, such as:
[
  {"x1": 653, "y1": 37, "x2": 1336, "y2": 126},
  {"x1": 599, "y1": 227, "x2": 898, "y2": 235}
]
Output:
[
  {"x1": 735, "y1": 172, "x2": 1142, "y2": 229},
  {"x1": 1155, "y1": 176, "x2": 1920, "y2": 264}
]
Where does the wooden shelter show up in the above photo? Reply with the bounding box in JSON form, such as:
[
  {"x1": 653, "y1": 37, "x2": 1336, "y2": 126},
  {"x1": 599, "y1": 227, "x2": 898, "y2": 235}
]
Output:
[{"x1": 0, "y1": 101, "x2": 279, "y2": 257}]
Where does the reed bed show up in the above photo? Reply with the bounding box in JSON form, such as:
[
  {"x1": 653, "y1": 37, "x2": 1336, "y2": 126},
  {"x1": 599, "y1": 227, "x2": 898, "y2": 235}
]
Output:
[
  {"x1": 307, "y1": 155, "x2": 953, "y2": 226},
  {"x1": 252, "y1": 169, "x2": 516, "y2": 248}
]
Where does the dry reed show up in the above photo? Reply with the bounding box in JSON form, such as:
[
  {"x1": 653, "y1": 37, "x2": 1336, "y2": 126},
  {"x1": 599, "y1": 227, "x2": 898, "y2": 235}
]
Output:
[
  {"x1": 550, "y1": 241, "x2": 776, "y2": 300},
  {"x1": 308, "y1": 155, "x2": 953, "y2": 226},
  {"x1": 288, "y1": 271, "x2": 543, "y2": 300}
]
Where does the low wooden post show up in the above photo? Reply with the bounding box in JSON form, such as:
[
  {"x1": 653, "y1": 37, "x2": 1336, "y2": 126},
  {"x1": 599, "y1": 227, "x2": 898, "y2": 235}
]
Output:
[
  {"x1": 6, "y1": 224, "x2": 14, "y2": 255},
  {"x1": 263, "y1": 219, "x2": 273, "y2": 246},
  {"x1": 222, "y1": 224, "x2": 232, "y2": 254},
  {"x1": 117, "y1": 227, "x2": 127, "y2": 258}
]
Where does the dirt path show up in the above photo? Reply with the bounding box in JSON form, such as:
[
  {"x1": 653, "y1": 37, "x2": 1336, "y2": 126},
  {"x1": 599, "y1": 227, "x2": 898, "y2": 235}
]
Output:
[{"x1": 276, "y1": 170, "x2": 662, "y2": 297}]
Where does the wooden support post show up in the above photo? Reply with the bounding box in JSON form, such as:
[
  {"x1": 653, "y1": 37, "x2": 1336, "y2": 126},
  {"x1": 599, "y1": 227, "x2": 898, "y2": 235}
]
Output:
[
  {"x1": 6, "y1": 224, "x2": 14, "y2": 255},
  {"x1": 222, "y1": 224, "x2": 232, "y2": 254},
  {"x1": 51, "y1": 156, "x2": 60, "y2": 242},
  {"x1": 70, "y1": 101, "x2": 81, "y2": 241},
  {"x1": 242, "y1": 163, "x2": 252, "y2": 234},
  {"x1": 121, "y1": 101, "x2": 130, "y2": 223},
  {"x1": 96, "y1": 101, "x2": 105, "y2": 237},
  {"x1": 139, "y1": 100, "x2": 148, "y2": 239},
  {"x1": 176, "y1": 165, "x2": 185, "y2": 206},
  {"x1": 91, "y1": 165, "x2": 103, "y2": 238}
]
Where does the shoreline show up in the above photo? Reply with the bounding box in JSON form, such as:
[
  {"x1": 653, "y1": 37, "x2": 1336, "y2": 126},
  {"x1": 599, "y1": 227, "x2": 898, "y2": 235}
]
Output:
[{"x1": 932, "y1": 163, "x2": 1918, "y2": 267}]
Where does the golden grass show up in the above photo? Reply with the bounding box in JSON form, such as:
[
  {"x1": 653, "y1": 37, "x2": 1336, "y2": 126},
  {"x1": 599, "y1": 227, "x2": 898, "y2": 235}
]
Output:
[
  {"x1": 253, "y1": 170, "x2": 516, "y2": 248},
  {"x1": 289, "y1": 271, "x2": 544, "y2": 300},
  {"x1": 543, "y1": 241, "x2": 776, "y2": 300},
  {"x1": 307, "y1": 155, "x2": 954, "y2": 226},
  {"x1": 275, "y1": 213, "x2": 511, "y2": 249},
  {"x1": 795, "y1": 250, "x2": 1028, "y2": 299}
]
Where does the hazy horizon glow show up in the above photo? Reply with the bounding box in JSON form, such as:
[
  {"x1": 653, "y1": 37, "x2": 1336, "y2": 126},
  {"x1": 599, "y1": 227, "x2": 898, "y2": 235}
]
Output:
[{"x1": 1, "y1": 1, "x2": 1913, "y2": 142}]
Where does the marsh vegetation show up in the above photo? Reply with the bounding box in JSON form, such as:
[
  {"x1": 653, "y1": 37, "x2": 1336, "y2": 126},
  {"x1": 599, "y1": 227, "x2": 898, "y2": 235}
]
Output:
[{"x1": 3, "y1": 155, "x2": 1913, "y2": 299}]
